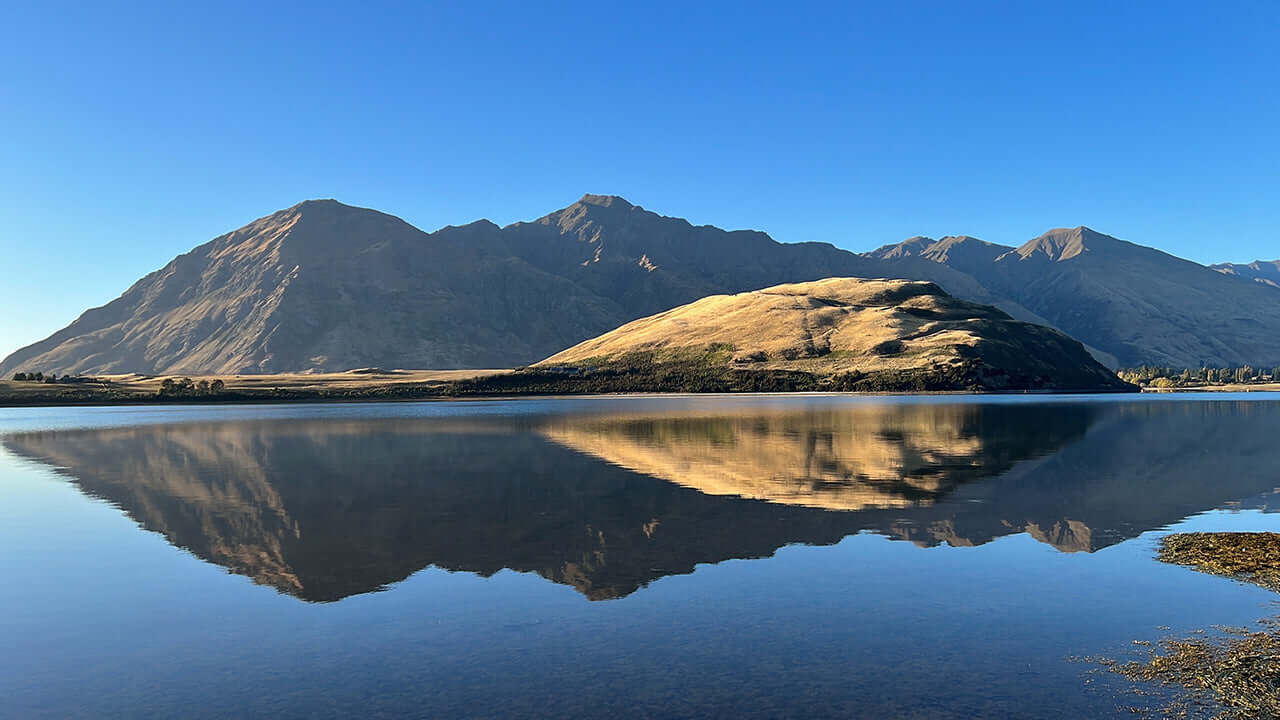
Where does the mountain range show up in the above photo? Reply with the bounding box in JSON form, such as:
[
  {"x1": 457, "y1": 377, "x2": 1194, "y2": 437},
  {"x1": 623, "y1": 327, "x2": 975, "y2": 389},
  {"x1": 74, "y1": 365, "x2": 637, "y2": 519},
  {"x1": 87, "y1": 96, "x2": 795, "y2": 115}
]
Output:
[{"x1": 3, "y1": 195, "x2": 1278, "y2": 375}]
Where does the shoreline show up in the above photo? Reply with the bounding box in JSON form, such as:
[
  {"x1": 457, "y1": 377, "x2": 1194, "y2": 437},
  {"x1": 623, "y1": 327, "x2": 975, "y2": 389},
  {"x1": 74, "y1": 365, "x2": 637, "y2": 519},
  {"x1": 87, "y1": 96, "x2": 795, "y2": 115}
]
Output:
[{"x1": 0, "y1": 378, "x2": 1144, "y2": 410}]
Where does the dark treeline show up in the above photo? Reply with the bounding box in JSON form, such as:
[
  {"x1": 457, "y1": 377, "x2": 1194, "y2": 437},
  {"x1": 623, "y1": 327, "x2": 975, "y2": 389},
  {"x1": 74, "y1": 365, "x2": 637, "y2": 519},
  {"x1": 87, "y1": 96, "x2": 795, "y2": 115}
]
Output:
[
  {"x1": 1119, "y1": 365, "x2": 1280, "y2": 388},
  {"x1": 10, "y1": 372, "x2": 98, "y2": 385},
  {"x1": 157, "y1": 377, "x2": 225, "y2": 397}
]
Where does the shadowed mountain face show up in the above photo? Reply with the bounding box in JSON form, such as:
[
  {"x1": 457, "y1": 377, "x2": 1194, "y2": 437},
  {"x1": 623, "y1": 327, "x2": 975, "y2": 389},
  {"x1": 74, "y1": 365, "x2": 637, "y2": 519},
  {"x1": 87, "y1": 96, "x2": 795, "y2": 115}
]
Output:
[
  {"x1": 10, "y1": 196, "x2": 1277, "y2": 375},
  {"x1": 6, "y1": 399, "x2": 1280, "y2": 602},
  {"x1": 871, "y1": 228, "x2": 1280, "y2": 368}
]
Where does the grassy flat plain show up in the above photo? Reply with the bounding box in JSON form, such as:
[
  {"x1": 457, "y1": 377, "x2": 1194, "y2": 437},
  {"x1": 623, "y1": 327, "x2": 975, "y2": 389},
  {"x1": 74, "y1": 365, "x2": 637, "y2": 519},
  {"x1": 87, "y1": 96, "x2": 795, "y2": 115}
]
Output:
[
  {"x1": 0, "y1": 369, "x2": 510, "y2": 407},
  {"x1": 1179, "y1": 382, "x2": 1280, "y2": 392}
]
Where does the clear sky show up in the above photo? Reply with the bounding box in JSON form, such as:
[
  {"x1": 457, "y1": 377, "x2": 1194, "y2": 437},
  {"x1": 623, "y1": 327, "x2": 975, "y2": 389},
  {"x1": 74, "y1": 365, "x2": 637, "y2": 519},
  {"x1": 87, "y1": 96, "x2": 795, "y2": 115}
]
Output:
[{"x1": 1, "y1": 0, "x2": 1277, "y2": 358}]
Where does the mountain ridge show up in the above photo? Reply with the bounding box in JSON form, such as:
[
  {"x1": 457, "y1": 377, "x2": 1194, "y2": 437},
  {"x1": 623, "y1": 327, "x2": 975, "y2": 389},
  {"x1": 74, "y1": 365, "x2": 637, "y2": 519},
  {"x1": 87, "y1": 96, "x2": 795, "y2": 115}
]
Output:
[
  {"x1": 871, "y1": 225, "x2": 1280, "y2": 367},
  {"x1": 3, "y1": 196, "x2": 1279, "y2": 375},
  {"x1": 1212, "y1": 259, "x2": 1280, "y2": 289}
]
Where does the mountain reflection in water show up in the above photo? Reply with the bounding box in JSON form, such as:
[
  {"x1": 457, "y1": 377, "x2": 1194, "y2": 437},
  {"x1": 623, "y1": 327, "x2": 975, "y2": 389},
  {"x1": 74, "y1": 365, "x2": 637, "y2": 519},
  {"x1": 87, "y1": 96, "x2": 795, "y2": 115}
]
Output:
[{"x1": 4, "y1": 399, "x2": 1279, "y2": 602}]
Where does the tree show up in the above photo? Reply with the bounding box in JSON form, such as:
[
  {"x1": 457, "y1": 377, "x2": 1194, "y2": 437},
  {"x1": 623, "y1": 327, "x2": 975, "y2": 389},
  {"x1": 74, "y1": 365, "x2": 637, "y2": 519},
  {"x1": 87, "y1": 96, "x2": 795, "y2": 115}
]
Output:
[
  {"x1": 209, "y1": 379, "x2": 225, "y2": 394},
  {"x1": 196, "y1": 380, "x2": 211, "y2": 395},
  {"x1": 159, "y1": 378, "x2": 177, "y2": 395},
  {"x1": 32, "y1": 372, "x2": 43, "y2": 382},
  {"x1": 12, "y1": 373, "x2": 26, "y2": 381}
]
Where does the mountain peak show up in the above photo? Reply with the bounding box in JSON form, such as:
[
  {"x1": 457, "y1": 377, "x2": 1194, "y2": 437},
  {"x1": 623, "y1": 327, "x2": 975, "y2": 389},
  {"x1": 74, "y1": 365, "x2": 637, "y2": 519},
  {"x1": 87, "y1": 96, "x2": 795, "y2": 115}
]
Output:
[
  {"x1": 1014, "y1": 226, "x2": 1120, "y2": 262},
  {"x1": 261, "y1": 199, "x2": 395, "y2": 231},
  {"x1": 577, "y1": 194, "x2": 635, "y2": 209},
  {"x1": 282, "y1": 198, "x2": 355, "y2": 216},
  {"x1": 868, "y1": 236, "x2": 936, "y2": 259},
  {"x1": 533, "y1": 194, "x2": 647, "y2": 231},
  {"x1": 920, "y1": 235, "x2": 1010, "y2": 267}
]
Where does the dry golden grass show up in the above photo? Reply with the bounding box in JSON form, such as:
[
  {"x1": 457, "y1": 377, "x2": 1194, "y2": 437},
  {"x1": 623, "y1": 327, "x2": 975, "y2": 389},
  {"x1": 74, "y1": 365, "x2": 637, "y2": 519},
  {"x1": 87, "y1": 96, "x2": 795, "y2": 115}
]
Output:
[
  {"x1": 0, "y1": 369, "x2": 510, "y2": 406},
  {"x1": 540, "y1": 278, "x2": 993, "y2": 374}
]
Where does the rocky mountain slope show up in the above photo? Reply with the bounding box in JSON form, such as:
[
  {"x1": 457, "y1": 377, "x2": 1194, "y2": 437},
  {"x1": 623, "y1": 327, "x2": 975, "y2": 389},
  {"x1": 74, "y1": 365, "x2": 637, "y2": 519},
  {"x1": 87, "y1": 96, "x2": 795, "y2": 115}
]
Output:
[
  {"x1": 872, "y1": 227, "x2": 1280, "y2": 368},
  {"x1": 3, "y1": 196, "x2": 1278, "y2": 375},
  {"x1": 536, "y1": 277, "x2": 1131, "y2": 391},
  {"x1": 0, "y1": 200, "x2": 623, "y2": 374}
]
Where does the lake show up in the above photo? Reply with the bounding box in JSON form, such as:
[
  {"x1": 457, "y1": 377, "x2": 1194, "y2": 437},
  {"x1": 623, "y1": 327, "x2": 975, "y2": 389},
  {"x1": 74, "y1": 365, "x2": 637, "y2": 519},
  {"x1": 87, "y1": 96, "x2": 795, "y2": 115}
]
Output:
[{"x1": 2, "y1": 394, "x2": 1279, "y2": 718}]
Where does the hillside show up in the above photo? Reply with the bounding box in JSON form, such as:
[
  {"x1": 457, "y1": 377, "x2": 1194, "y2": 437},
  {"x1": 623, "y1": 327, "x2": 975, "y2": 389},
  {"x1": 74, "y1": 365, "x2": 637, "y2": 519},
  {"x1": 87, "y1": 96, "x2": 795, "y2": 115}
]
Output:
[
  {"x1": 531, "y1": 277, "x2": 1130, "y2": 392},
  {"x1": 3, "y1": 197, "x2": 1279, "y2": 375}
]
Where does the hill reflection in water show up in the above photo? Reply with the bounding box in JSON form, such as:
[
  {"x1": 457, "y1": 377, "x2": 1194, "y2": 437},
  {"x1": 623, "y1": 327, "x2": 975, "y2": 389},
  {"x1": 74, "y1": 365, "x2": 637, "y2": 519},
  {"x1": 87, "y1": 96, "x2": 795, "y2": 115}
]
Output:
[{"x1": 5, "y1": 399, "x2": 1279, "y2": 602}]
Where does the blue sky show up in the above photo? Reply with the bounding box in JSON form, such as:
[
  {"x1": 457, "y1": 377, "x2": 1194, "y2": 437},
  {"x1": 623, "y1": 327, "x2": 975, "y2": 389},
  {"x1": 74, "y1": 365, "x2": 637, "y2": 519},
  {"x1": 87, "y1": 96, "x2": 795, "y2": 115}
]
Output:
[{"x1": 1, "y1": 0, "x2": 1277, "y2": 358}]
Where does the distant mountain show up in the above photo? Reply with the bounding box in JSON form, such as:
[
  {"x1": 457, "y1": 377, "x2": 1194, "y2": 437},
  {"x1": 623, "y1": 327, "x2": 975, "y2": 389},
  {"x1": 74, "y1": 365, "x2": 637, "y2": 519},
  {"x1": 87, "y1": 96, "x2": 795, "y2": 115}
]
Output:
[
  {"x1": 1211, "y1": 259, "x2": 1280, "y2": 289},
  {"x1": 0, "y1": 200, "x2": 624, "y2": 373},
  {"x1": 539, "y1": 277, "x2": 1130, "y2": 391},
  {"x1": 3, "y1": 197, "x2": 1279, "y2": 374},
  {"x1": 873, "y1": 227, "x2": 1280, "y2": 368}
]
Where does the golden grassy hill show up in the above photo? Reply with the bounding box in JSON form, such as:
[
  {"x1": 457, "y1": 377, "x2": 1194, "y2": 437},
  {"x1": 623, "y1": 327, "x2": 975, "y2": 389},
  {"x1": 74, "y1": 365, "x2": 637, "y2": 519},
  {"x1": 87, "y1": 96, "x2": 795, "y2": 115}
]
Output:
[{"x1": 524, "y1": 277, "x2": 1132, "y2": 392}]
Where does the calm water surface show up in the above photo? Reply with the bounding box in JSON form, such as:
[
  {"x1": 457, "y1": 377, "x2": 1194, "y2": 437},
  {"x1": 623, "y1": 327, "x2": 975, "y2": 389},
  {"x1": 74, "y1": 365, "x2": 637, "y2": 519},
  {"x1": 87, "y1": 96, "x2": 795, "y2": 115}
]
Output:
[{"x1": 3, "y1": 394, "x2": 1280, "y2": 718}]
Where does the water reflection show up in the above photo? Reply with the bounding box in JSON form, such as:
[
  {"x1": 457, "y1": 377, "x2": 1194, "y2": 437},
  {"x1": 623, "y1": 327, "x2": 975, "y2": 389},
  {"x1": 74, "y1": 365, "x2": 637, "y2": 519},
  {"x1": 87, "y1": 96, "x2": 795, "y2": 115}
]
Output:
[
  {"x1": 4, "y1": 399, "x2": 1279, "y2": 602},
  {"x1": 540, "y1": 404, "x2": 1097, "y2": 510}
]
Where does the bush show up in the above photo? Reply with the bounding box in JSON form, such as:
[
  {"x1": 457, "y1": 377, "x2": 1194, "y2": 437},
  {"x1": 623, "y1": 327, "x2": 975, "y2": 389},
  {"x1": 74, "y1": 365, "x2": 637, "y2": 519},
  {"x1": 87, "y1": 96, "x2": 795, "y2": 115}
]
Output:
[
  {"x1": 157, "y1": 377, "x2": 196, "y2": 397},
  {"x1": 12, "y1": 373, "x2": 26, "y2": 381},
  {"x1": 157, "y1": 377, "x2": 226, "y2": 398}
]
